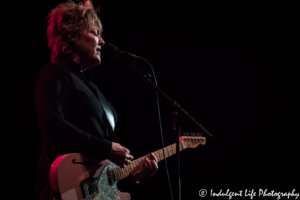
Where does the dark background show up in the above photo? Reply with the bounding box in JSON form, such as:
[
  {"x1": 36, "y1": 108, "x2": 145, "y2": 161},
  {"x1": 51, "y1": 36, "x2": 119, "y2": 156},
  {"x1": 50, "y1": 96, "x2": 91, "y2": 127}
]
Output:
[{"x1": 1, "y1": 1, "x2": 298, "y2": 199}]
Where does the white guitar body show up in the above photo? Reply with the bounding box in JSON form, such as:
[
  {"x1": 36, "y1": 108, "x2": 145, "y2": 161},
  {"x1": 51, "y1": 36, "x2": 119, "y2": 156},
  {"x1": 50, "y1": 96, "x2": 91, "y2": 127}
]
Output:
[
  {"x1": 50, "y1": 153, "x2": 130, "y2": 200},
  {"x1": 49, "y1": 136, "x2": 206, "y2": 200}
]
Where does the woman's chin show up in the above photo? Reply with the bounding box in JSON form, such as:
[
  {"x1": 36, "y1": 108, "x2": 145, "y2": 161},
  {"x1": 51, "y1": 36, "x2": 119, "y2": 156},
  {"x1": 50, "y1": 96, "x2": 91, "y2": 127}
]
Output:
[{"x1": 88, "y1": 57, "x2": 101, "y2": 67}]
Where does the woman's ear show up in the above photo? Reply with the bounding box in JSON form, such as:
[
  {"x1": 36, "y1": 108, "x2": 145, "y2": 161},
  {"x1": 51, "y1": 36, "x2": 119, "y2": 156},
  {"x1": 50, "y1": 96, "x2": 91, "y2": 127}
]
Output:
[
  {"x1": 68, "y1": 33, "x2": 80, "y2": 45},
  {"x1": 66, "y1": 34, "x2": 81, "y2": 54}
]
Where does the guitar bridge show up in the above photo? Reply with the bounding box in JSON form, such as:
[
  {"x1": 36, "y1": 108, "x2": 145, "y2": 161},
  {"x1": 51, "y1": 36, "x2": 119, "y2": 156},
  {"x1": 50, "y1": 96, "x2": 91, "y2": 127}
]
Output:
[{"x1": 80, "y1": 176, "x2": 99, "y2": 198}]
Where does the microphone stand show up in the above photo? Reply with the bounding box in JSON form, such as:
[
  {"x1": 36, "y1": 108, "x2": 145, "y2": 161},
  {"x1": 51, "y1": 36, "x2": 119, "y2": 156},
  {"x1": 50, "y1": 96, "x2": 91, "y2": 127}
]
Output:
[
  {"x1": 172, "y1": 111, "x2": 182, "y2": 200},
  {"x1": 126, "y1": 63, "x2": 213, "y2": 200},
  {"x1": 126, "y1": 63, "x2": 213, "y2": 137}
]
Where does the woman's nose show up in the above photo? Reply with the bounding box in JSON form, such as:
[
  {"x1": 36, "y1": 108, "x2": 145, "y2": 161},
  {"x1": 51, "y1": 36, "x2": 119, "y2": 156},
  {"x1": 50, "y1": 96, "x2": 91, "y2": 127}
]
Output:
[{"x1": 98, "y1": 36, "x2": 105, "y2": 46}]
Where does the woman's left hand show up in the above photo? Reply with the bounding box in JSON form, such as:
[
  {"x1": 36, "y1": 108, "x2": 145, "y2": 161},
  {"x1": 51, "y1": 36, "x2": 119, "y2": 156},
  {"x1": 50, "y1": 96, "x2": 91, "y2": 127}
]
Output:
[{"x1": 131, "y1": 153, "x2": 158, "y2": 182}]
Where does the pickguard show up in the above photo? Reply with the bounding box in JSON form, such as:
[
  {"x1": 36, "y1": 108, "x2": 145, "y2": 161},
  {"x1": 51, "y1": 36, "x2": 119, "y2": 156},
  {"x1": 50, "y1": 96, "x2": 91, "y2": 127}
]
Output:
[{"x1": 93, "y1": 162, "x2": 120, "y2": 200}]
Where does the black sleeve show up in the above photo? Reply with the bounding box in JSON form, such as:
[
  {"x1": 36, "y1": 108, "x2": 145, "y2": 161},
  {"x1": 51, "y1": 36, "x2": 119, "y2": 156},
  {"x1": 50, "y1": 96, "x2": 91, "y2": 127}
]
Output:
[{"x1": 35, "y1": 63, "x2": 112, "y2": 162}]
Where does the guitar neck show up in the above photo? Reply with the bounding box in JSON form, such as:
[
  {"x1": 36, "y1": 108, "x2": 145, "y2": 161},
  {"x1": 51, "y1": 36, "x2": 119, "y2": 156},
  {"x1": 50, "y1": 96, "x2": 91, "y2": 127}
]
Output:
[
  {"x1": 112, "y1": 136, "x2": 206, "y2": 182},
  {"x1": 113, "y1": 142, "x2": 182, "y2": 182}
]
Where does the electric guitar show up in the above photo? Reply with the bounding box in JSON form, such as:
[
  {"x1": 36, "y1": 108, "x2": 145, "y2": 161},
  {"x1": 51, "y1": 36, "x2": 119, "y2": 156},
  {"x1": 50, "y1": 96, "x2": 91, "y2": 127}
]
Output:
[{"x1": 50, "y1": 136, "x2": 206, "y2": 200}]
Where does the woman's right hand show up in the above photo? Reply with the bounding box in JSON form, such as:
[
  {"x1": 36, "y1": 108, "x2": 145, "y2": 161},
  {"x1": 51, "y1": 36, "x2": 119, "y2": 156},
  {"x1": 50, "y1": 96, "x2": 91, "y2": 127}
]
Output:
[{"x1": 108, "y1": 142, "x2": 134, "y2": 167}]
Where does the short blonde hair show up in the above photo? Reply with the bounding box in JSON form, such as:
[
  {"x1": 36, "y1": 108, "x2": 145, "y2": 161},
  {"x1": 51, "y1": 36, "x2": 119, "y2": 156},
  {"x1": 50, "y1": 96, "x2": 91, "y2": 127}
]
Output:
[{"x1": 47, "y1": 0, "x2": 102, "y2": 62}]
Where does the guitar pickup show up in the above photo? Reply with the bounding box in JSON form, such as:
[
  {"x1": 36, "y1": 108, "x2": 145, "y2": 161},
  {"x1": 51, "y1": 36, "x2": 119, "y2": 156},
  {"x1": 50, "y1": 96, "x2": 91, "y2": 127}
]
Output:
[{"x1": 80, "y1": 176, "x2": 99, "y2": 198}]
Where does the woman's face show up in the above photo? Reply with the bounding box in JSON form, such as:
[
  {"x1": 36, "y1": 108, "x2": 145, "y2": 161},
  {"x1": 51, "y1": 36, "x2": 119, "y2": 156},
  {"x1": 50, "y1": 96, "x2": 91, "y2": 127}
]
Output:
[{"x1": 72, "y1": 23, "x2": 105, "y2": 68}]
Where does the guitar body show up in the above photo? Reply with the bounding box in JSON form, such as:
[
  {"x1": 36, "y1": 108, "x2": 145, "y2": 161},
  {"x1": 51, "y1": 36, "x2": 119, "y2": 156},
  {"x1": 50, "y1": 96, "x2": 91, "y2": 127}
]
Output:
[
  {"x1": 49, "y1": 136, "x2": 206, "y2": 199},
  {"x1": 49, "y1": 153, "x2": 130, "y2": 200}
]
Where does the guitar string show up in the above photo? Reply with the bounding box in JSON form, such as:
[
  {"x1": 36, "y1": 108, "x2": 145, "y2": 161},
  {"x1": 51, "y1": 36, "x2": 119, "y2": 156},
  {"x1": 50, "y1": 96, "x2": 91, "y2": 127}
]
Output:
[
  {"x1": 106, "y1": 149, "x2": 165, "y2": 179},
  {"x1": 89, "y1": 139, "x2": 194, "y2": 182},
  {"x1": 84, "y1": 140, "x2": 195, "y2": 192},
  {"x1": 85, "y1": 144, "x2": 181, "y2": 187},
  {"x1": 83, "y1": 159, "x2": 149, "y2": 189},
  {"x1": 105, "y1": 146, "x2": 177, "y2": 181},
  {"x1": 105, "y1": 145, "x2": 178, "y2": 180},
  {"x1": 106, "y1": 154, "x2": 158, "y2": 182},
  {"x1": 84, "y1": 143, "x2": 184, "y2": 188},
  {"x1": 84, "y1": 140, "x2": 194, "y2": 195}
]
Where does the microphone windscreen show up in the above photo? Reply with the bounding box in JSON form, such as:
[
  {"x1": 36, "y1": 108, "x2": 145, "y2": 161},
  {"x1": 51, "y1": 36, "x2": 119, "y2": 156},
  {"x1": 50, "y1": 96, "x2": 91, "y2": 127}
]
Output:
[{"x1": 101, "y1": 43, "x2": 119, "y2": 59}]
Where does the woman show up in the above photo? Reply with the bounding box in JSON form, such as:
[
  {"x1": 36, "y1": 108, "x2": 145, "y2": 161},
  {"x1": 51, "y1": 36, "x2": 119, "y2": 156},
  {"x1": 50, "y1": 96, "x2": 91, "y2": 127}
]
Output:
[{"x1": 35, "y1": 1, "x2": 157, "y2": 199}]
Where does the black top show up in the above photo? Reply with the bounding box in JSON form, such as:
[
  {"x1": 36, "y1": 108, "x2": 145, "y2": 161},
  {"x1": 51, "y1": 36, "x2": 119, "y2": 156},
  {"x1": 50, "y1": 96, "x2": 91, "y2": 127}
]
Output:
[
  {"x1": 35, "y1": 55, "x2": 118, "y2": 165},
  {"x1": 34, "y1": 56, "x2": 139, "y2": 199}
]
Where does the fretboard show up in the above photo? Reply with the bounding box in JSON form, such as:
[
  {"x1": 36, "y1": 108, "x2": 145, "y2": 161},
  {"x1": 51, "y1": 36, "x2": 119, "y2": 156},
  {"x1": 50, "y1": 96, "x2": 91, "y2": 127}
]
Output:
[{"x1": 112, "y1": 142, "x2": 183, "y2": 181}]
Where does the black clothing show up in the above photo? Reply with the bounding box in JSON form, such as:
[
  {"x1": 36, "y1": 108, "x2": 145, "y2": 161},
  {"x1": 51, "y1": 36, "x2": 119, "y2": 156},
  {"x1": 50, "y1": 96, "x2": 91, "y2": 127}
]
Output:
[
  {"x1": 35, "y1": 56, "x2": 118, "y2": 164},
  {"x1": 34, "y1": 55, "x2": 119, "y2": 198}
]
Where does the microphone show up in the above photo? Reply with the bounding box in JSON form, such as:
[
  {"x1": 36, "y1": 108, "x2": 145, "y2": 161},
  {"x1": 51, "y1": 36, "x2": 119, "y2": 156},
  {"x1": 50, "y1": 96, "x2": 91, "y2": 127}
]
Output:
[{"x1": 101, "y1": 43, "x2": 146, "y2": 64}]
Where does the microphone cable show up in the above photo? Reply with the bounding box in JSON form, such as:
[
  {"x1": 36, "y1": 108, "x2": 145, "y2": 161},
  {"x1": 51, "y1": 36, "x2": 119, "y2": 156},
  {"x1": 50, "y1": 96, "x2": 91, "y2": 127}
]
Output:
[
  {"x1": 101, "y1": 43, "x2": 174, "y2": 199},
  {"x1": 141, "y1": 58, "x2": 174, "y2": 200}
]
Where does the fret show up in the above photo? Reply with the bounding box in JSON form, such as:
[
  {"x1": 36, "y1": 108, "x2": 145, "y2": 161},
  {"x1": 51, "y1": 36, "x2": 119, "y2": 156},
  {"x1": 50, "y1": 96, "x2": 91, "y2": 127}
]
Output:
[
  {"x1": 133, "y1": 161, "x2": 136, "y2": 172},
  {"x1": 113, "y1": 140, "x2": 187, "y2": 181},
  {"x1": 116, "y1": 169, "x2": 120, "y2": 181},
  {"x1": 127, "y1": 164, "x2": 131, "y2": 175},
  {"x1": 159, "y1": 150, "x2": 163, "y2": 161},
  {"x1": 125, "y1": 167, "x2": 129, "y2": 176},
  {"x1": 118, "y1": 144, "x2": 179, "y2": 181},
  {"x1": 124, "y1": 168, "x2": 127, "y2": 177},
  {"x1": 161, "y1": 149, "x2": 165, "y2": 159},
  {"x1": 106, "y1": 136, "x2": 205, "y2": 184},
  {"x1": 168, "y1": 146, "x2": 173, "y2": 156},
  {"x1": 127, "y1": 166, "x2": 130, "y2": 176},
  {"x1": 154, "y1": 151, "x2": 160, "y2": 162},
  {"x1": 131, "y1": 162, "x2": 135, "y2": 174},
  {"x1": 155, "y1": 150, "x2": 159, "y2": 161},
  {"x1": 170, "y1": 145, "x2": 174, "y2": 155},
  {"x1": 164, "y1": 147, "x2": 168, "y2": 158},
  {"x1": 172, "y1": 144, "x2": 176, "y2": 154},
  {"x1": 121, "y1": 168, "x2": 124, "y2": 179}
]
